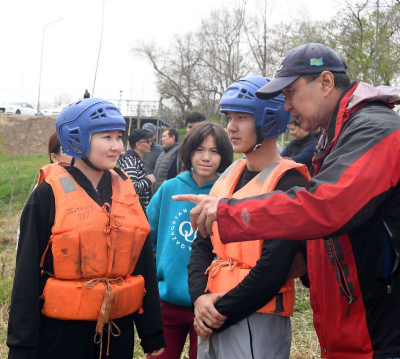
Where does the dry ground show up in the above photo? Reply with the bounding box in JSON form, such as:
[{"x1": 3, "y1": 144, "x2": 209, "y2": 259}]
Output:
[{"x1": 0, "y1": 115, "x2": 57, "y2": 156}]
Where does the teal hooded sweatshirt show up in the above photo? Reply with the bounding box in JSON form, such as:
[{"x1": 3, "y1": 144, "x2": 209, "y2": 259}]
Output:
[{"x1": 146, "y1": 171, "x2": 218, "y2": 307}]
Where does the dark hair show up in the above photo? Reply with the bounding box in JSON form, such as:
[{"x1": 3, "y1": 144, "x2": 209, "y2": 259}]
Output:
[
  {"x1": 48, "y1": 131, "x2": 61, "y2": 163},
  {"x1": 185, "y1": 112, "x2": 206, "y2": 126},
  {"x1": 289, "y1": 118, "x2": 301, "y2": 128},
  {"x1": 129, "y1": 138, "x2": 138, "y2": 149},
  {"x1": 302, "y1": 72, "x2": 351, "y2": 90},
  {"x1": 164, "y1": 128, "x2": 179, "y2": 143},
  {"x1": 179, "y1": 122, "x2": 233, "y2": 173}
]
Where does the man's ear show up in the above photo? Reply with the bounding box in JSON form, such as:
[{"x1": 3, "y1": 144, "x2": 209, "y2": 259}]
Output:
[{"x1": 320, "y1": 71, "x2": 335, "y2": 97}]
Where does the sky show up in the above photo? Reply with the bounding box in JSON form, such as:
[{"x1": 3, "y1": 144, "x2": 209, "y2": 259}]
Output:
[{"x1": 0, "y1": 0, "x2": 340, "y2": 109}]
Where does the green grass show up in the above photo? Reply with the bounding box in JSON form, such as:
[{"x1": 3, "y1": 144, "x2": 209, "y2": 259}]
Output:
[{"x1": 0, "y1": 154, "x2": 48, "y2": 216}]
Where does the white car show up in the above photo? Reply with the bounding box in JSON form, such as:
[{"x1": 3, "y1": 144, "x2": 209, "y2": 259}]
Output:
[
  {"x1": 0, "y1": 102, "x2": 37, "y2": 115},
  {"x1": 39, "y1": 104, "x2": 67, "y2": 116}
]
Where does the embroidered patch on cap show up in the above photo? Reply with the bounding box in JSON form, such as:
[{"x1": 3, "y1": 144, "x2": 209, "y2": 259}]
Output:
[
  {"x1": 310, "y1": 58, "x2": 323, "y2": 66},
  {"x1": 241, "y1": 207, "x2": 250, "y2": 228}
]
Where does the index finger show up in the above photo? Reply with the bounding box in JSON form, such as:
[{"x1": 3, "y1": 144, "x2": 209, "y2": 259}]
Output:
[{"x1": 172, "y1": 194, "x2": 205, "y2": 205}]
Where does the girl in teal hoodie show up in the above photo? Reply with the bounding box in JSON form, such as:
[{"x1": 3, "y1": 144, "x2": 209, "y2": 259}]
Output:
[{"x1": 147, "y1": 123, "x2": 232, "y2": 359}]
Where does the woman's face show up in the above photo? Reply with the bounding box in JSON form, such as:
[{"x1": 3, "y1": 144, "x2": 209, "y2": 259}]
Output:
[
  {"x1": 191, "y1": 135, "x2": 221, "y2": 179},
  {"x1": 87, "y1": 131, "x2": 123, "y2": 170}
]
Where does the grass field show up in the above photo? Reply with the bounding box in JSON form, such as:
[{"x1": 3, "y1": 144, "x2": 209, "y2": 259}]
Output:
[{"x1": 0, "y1": 153, "x2": 319, "y2": 358}]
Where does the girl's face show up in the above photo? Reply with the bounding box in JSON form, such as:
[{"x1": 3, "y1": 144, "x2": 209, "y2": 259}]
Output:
[
  {"x1": 88, "y1": 131, "x2": 123, "y2": 170},
  {"x1": 191, "y1": 135, "x2": 221, "y2": 181}
]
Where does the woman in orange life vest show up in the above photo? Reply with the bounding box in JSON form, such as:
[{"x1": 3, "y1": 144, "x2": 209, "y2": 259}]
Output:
[
  {"x1": 184, "y1": 77, "x2": 310, "y2": 359},
  {"x1": 7, "y1": 99, "x2": 166, "y2": 359}
]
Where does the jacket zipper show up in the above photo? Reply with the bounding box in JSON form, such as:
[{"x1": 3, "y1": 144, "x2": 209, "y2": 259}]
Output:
[{"x1": 330, "y1": 238, "x2": 354, "y2": 317}]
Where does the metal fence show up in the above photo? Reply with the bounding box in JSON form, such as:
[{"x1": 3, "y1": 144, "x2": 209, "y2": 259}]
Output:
[{"x1": 106, "y1": 99, "x2": 172, "y2": 125}]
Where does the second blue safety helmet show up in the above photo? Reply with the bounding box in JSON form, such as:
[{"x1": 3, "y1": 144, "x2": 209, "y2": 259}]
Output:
[
  {"x1": 56, "y1": 98, "x2": 126, "y2": 170},
  {"x1": 220, "y1": 76, "x2": 290, "y2": 153}
]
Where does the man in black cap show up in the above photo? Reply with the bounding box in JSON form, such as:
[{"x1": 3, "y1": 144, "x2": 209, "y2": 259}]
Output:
[
  {"x1": 142, "y1": 122, "x2": 163, "y2": 175},
  {"x1": 174, "y1": 43, "x2": 400, "y2": 358},
  {"x1": 118, "y1": 128, "x2": 155, "y2": 209}
]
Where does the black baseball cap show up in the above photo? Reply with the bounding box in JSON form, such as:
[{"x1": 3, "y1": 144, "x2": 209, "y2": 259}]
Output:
[
  {"x1": 129, "y1": 129, "x2": 152, "y2": 145},
  {"x1": 256, "y1": 43, "x2": 347, "y2": 100}
]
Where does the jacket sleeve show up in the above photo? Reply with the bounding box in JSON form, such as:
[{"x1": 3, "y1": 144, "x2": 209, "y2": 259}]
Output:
[
  {"x1": 119, "y1": 157, "x2": 152, "y2": 196},
  {"x1": 133, "y1": 234, "x2": 166, "y2": 354},
  {"x1": 217, "y1": 107, "x2": 400, "y2": 243},
  {"x1": 289, "y1": 143, "x2": 316, "y2": 165},
  {"x1": 146, "y1": 188, "x2": 162, "y2": 254},
  {"x1": 280, "y1": 143, "x2": 289, "y2": 157},
  {"x1": 7, "y1": 185, "x2": 53, "y2": 359},
  {"x1": 187, "y1": 233, "x2": 215, "y2": 305}
]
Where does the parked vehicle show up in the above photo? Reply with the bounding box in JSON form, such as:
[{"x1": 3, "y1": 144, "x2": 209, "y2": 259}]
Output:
[
  {"x1": 38, "y1": 104, "x2": 67, "y2": 116},
  {"x1": 0, "y1": 102, "x2": 37, "y2": 115}
]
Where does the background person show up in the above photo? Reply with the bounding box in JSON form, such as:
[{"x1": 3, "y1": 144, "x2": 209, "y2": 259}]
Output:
[
  {"x1": 175, "y1": 43, "x2": 400, "y2": 359},
  {"x1": 83, "y1": 89, "x2": 90, "y2": 98},
  {"x1": 118, "y1": 128, "x2": 155, "y2": 210},
  {"x1": 48, "y1": 131, "x2": 73, "y2": 164},
  {"x1": 147, "y1": 122, "x2": 233, "y2": 359},
  {"x1": 142, "y1": 122, "x2": 163, "y2": 175},
  {"x1": 16, "y1": 131, "x2": 72, "y2": 250},
  {"x1": 7, "y1": 99, "x2": 165, "y2": 359},
  {"x1": 281, "y1": 118, "x2": 317, "y2": 171},
  {"x1": 153, "y1": 128, "x2": 179, "y2": 193},
  {"x1": 188, "y1": 77, "x2": 309, "y2": 359},
  {"x1": 167, "y1": 112, "x2": 207, "y2": 180}
]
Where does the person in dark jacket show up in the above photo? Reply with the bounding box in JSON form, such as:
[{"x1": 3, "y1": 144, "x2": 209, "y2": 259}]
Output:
[
  {"x1": 153, "y1": 128, "x2": 179, "y2": 193},
  {"x1": 142, "y1": 123, "x2": 163, "y2": 175},
  {"x1": 7, "y1": 99, "x2": 166, "y2": 359},
  {"x1": 118, "y1": 129, "x2": 155, "y2": 210},
  {"x1": 84, "y1": 89, "x2": 90, "y2": 98},
  {"x1": 281, "y1": 118, "x2": 317, "y2": 171},
  {"x1": 175, "y1": 43, "x2": 400, "y2": 359},
  {"x1": 167, "y1": 112, "x2": 206, "y2": 180}
]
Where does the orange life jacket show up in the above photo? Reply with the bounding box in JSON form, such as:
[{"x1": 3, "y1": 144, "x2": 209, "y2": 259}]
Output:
[
  {"x1": 38, "y1": 163, "x2": 150, "y2": 327},
  {"x1": 207, "y1": 158, "x2": 310, "y2": 317}
]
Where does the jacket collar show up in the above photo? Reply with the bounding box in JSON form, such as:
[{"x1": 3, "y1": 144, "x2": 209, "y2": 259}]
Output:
[{"x1": 163, "y1": 142, "x2": 179, "y2": 153}]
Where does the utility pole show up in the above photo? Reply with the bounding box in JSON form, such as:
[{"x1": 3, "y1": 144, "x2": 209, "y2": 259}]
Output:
[
  {"x1": 374, "y1": 0, "x2": 379, "y2": 86},
  {"x1": 37, "y1": 18, "x2": 63, "y2": 113}
]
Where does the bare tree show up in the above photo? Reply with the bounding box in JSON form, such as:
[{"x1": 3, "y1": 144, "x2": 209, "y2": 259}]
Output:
[{"x1": 133, "y1": 34, "x2": 201, "y2": 113}]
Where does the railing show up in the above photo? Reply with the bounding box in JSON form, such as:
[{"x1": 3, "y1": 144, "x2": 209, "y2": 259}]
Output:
[{"x1": 106, "y1": 99, "x2": 172, "y2": 125}]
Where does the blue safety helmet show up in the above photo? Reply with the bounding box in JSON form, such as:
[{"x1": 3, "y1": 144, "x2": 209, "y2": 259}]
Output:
[
  {"x1": 56, "y1": 98, "x2": 126, "y2": 158},
  {"x1": 220, "y1": 76, "x2": 290, "y2": 141}
]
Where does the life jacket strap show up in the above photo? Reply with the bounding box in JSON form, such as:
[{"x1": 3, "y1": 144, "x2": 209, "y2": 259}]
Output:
[{"x1": 85, "y1": 277, "x2": 124, "y2": 359}]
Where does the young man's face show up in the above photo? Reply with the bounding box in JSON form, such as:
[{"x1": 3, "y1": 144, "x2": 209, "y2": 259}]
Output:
[
  {"x1": 282, "y1": 76, "x2": 329, "y2": 132},
  {"x1": 186, "y1": 121, "x2": 202, "y2": 132},
  {"x1": 226, "y1": 112, "x2": 257, "y2": 153},
  {"x1": 161, "y1": 130, "x2": 175, "y2": 148}
]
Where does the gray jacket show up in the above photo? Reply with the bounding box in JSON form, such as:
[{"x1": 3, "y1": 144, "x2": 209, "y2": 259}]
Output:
[{"x1": 153, "y1": 142, "x2": 180, "y2": 193}]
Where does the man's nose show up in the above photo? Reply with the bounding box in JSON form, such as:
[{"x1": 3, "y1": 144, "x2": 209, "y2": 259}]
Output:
[{"x1": 284, "y1": 97, "x2": 292, "y2": 112}]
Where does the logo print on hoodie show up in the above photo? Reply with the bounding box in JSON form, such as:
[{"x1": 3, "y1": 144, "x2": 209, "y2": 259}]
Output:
[{"x1": 170, "y1": 207, "x2": 197, "y2": 250}]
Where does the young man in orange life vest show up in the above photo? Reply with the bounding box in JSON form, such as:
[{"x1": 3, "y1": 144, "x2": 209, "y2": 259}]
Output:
[{"x1": 185, "y1": 76, "x2": 310, "y2": 359}]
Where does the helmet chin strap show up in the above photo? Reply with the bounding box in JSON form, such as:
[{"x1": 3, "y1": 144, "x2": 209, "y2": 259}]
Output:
[
  {"x1": 81, "y1": 156, "x2": 104, "y2": 172},
  {"x1": 244, "y1": 127, "x2": 264, "y2": 155}
]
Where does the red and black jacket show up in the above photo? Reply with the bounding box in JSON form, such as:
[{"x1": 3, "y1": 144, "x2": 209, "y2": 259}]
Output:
[{"x1": 216, "y1": 82, "x2": 400, "y2": 358}]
